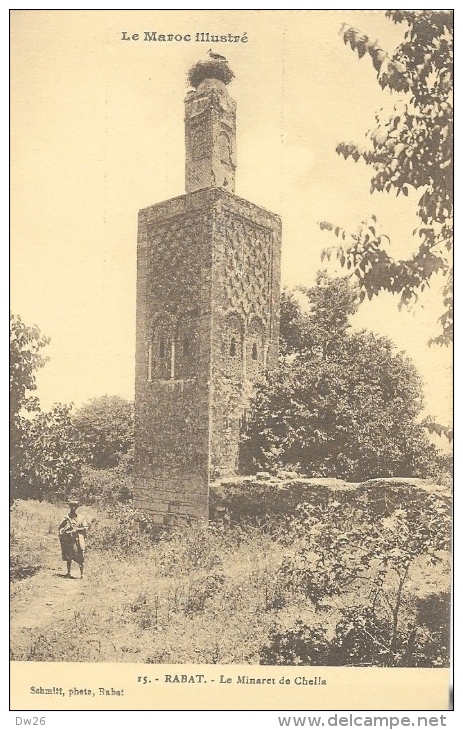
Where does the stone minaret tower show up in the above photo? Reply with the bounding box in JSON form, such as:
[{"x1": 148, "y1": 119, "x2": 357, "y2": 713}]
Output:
[{"x1": 134, "y1": 60, "x2": 281, "y2": 523}]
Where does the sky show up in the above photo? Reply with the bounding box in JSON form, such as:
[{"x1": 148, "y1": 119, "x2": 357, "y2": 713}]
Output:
[{"x1": 10, "y1": 9, "x2": 452, "y2": 429}]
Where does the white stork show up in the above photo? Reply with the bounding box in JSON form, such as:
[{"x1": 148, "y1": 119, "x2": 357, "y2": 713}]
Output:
[{"x1": 208, "y1": 49, "x2": 227, "y2": 61}]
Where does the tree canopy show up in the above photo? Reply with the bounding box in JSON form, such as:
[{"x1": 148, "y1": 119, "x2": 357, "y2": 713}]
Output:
[
  {"x1": 10, "y1": 313, "x2": 49, "y2": 430},
  {"x1": 10, "y1": 314, "x2": 135, "y2": 501},
  {"x1": 10, "y1": 314, "x2": 49, "y2": 499},
  {"x1": 10, "y1": 314, "x2": 84, "y2": 501},
  {"x1": 17, "y1": 404, "x2": 85, "y2": 501},
  {"x1": 73, "y1": 395, "x2": 134, "y2": 470},
  {"x1": 320, "y1": 10, "x2": 453, "y2": 345},
  {"x1": 241, "y1": 274, "x2": 442, "y2": 481}
]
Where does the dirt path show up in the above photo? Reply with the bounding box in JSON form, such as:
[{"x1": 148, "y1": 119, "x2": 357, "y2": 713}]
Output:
[
  {"x1": 10, "y1": 494, "x2": 285, "y2": 661},
  {"x1": 10, "y1": 522, "x2": 285, "y2": 661},
  {"x1": 10, "y1": 538, "x2": 112, "y2": 658}
]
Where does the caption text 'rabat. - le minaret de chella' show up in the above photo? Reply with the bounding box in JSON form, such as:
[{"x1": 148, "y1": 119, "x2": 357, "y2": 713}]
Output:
[{"x1": 134, "y1": 57, "x2": 281, "y2": 523}]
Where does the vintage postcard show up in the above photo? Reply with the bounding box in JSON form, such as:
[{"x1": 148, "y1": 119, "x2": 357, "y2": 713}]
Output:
[{"x1": 10, "y1": 9, "x2": 453, "y2": 711}]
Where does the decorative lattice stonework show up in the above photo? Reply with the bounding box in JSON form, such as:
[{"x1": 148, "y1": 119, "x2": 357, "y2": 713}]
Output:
[
  {"x1": 134, "y1": 187, "x2": 281, "y2": 521},
  {"x1": 216, "y1": 209, "x2": 273, "y2": 324},
  {"x1": 147, "y1": 211, "x2": 209, "y2": 313}
]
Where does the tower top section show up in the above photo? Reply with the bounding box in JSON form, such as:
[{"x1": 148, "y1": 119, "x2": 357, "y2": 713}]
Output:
[
  {"x1": 187, "y1": 56, "x2": 235, "y2": 89},
  {"x1": 185, "y1": 57, "x2": 237, "y2": 194}
]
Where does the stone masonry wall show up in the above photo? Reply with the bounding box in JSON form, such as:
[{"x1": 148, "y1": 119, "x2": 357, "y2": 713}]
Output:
[
  {"x1": 134, "y1": 190, "x2": 215, "y2": 522},
  {"x1": 185, "y1": 78, "x2": 237, "y2": 194},
  {"x1": 134, "y1": 188, "x2": 281, "y2": 520},
  {"x1": 209, "y1": 191, "x2": 281, "y2": 477}
]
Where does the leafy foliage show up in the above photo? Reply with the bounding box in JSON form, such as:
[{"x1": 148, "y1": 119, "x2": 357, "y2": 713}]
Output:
[
  {"x1": 16, "y1": 404, "x2": 85, "y2": 502},
  {"x1": 260, "y1": 621, "x2": 331, "y2": 666},
  {"x1": 73, "y1": 396, "x2": 134, "y2": 470},
  {"x1": 89, "y1": 504, "x2": 164, "y2": 558},
  {"x1": 282, "y1": 487, "x2": 450, "y2": 608},
  {"x1": 241, "y1": 274, "x2": 442, "y2": 480},
  {"x1": 10, "y1": 315, "x2": 49, "y2": 498},
  {"x1": 10, "y1": 314, "x2": 49, "y2": 421},
  {"x1": 11, "y1": 487, "x2": 449, "y2": 666},
  {"x1": 261, "y1": 485, "x2": 450, "y2": 667},
  {"x1": 79, "y1": 462, "x2": 134, "y2": 507},
  {"x1": 321, "y1": 11, "x2": 453, "y2": 344},
  {"x1": 422, "y1": 417, "x2": 453, "y2": 442},
  {"x1": 10, "y1": 315, "x2": 85, "y2": 501},
  {"x1": 279, "y1": 289, "x2": 311, "y2": 355},
  {"x1": 412, "y1": 591, "x2": 451, "y2": 667},
  {"x1": 279, "y1": 276, "x2": 357, "y2": 357}
]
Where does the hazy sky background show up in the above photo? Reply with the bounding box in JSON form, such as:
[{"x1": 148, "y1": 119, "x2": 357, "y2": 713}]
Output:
[{"x1": 11, "y1": 9, "x2": 452, "y2": 428}]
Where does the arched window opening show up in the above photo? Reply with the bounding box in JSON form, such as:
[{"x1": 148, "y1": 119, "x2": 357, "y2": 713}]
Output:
[
  {"x1": 159, "y1": 338, "x2": 165, "y2": 358},
  {"x1": 224, "y1": 313, "x2": 243, "y2": 380},
  {"x1": 193, "y1": 129, "x2": 207, "y2": 159},
  {"x1": 219, "y1": 131, "x2": 231, "y2": 162},
  {"x1": 247, "y1": 318, "x2": 264, "y2": 376}
]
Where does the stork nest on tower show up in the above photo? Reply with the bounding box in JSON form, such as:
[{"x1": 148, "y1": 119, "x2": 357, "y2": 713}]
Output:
[{"x1": 188, "y1": 59, "x2": 235, "y2": 89}]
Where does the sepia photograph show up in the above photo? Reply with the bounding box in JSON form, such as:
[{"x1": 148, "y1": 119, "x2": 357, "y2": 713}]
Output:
[{"x1": 10, "y1": 9, "x2": 452, "y2": 710}]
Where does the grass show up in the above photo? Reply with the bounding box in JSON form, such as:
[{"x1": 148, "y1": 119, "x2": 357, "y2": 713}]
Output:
[
  {"x1": 10, "y1": 500, "x2": 64, "y2": 581},
  {"x1": 10, "y1": 493, "x2": 451, "y2": 665}
]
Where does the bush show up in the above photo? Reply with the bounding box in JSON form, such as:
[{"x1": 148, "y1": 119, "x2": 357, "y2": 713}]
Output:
[
  {"x1": 156, "y1": 526, "x2": 224, "y2": 577},
  {"x1": 331, "y1": 606, "x2": 402, "y2": 666},
  {"x1": 257, "y1": 482, "x2": 451, "y2": 668},
  {"x1": 259, "y1": 597, "x2": 451, "y2": 668},
  {"x1": 183, "y1": 571, "x2": 226, "y2": 615},
  {"x1": 73, "y1": 396, "x2": 133, "y2": 470},
  {"x1": 411, "y1": 591, "x2": 451, "y2": 667},
  {"x1": 79, "y1": 463, "x2": 133, "y2": 507},
  {"x1": 260, "y1": 621, "x2": 331, "y2": 665},
  {"x1": 10, "y1": 527, "x2": 42, "y2": 581},
  {"x1": 89, "y1": 504, "x2": 164, "y2": 557}
]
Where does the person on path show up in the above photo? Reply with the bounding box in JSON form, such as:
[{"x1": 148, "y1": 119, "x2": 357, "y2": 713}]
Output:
[{"x1": 58, "y1": 498, "x2": 88, "y2": 579}]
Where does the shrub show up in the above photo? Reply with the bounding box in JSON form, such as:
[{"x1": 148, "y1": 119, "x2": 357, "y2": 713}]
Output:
[
  {"x1": 183, "y1": 571, "x2": 226, "y2": 615},
  {"x1": 411, "y1": 591, "x2": 452, "y2": 667},
  {"x1": 79, "y1": 463, "x2": 133, "y2": 507},
  {"x1": 73, "y1": 396, "x2": 134, "y2": 470},
  {"x1": 257, "y1": 483, "x2": 451, "y2": 668},
  {"x1": 89, "y1": 504, "x2": 164, "y2": 557},
  {"x1": 156, "y1": 526, "x2": 223, "y2": 577},
  {"x1": 260, "y1": 621, "x2": 331, "y2": 665},
  {"x1": 10, "y1": 527, "x2": 42, "y2": 581},
  {"x1": 331, "y1": 606, "x2": 402, "y2": 666},
  {"x1": 259, "y1": 595, "x2": 451, "y2": 668}
]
